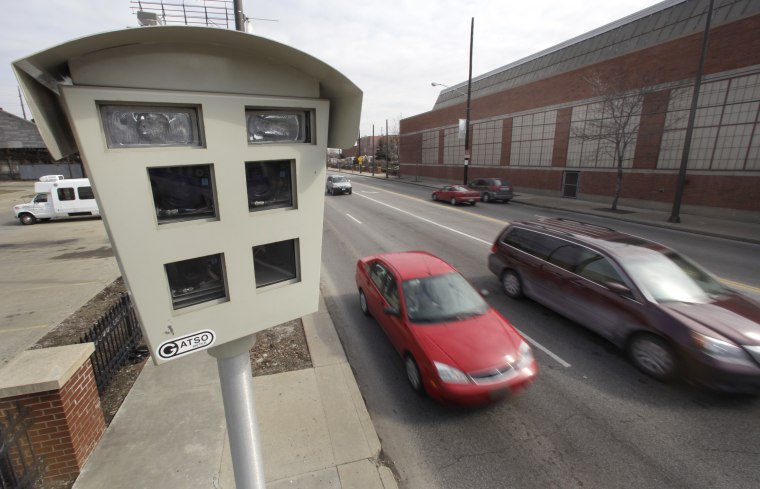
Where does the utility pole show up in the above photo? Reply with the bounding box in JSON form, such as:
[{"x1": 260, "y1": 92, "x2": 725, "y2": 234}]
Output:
[
  {"x1": 668, "y1": 0, "x2": 714, "y2": 223},
  {"x1": 463, "y1": 17, "x2": 474, "y2": 185},
  {"x1": 385, "y1": 119, "x2": 391, "y2": 178},
  {"x1": 17, "y1": 87, "x2": 27, "y2": 120},
  {"x1": 233, "y1": 0, "x2": 245, "y2": 31}
]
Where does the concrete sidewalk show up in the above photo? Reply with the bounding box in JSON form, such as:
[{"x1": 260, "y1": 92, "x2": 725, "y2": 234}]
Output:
[{"x1": 72, "y1": 295, "x2": 397, "y2": 489}]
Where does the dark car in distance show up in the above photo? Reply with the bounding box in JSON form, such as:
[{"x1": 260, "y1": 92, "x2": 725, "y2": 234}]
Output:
[
  {"x1": 488, "y1": 217, "x2": 760, "y2": 393},
  {"x1": 468, "y1": 178, "x2": 514, "y2": 203}
]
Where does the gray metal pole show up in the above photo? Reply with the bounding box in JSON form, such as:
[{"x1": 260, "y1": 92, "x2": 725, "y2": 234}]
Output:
[
  {"x1": 233, "y1": 0, "x2": 246, "y2": 32},
  {"x1": 668, "y1": 0, "x2": 714, "y2": 223},
  {"x1": 463, "y1": 17, "x2": 474, "y2": 185},
  {"x1": 209, "y1": 336, "x2": 266, "y2": 489}
]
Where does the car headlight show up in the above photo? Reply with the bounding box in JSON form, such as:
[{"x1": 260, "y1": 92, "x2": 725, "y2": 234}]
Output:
[
  {"x1": 692, "y1": 332, "x2": 756, "y2": 367},
  {"x1": 434, "y1": 361, "x2": 470, "y2": 384},
  {"x1": 515, "y1": 341, "x2": 534, "y2": 370}
]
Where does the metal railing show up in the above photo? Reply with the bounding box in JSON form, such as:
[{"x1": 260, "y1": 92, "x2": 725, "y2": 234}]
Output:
[
  {"x1": 0, "y1": 404, "x2": 43, "y2": 489},
  {"x1": 80, "y1": 293, "x2": 145, "y2": 395}
]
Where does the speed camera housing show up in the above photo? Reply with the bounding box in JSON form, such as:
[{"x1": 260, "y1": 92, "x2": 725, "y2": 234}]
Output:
[{"x1": 14, "y1": 26, "x2": 362, "y2": 364}]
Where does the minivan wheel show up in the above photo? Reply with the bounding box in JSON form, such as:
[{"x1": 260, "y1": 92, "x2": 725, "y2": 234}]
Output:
[
  {"x1": 359, "y1": 289, "x2": 370, "y2": 317},
  {"x1": 628, "y1": 334, "x2": 677, "y2": 381},
  {"x1": 482, "y1": 193, "x2": 491, "y2": 203},
  {"x1": 501, "y1": 270, "x2": 523, "y2": 298},
  {"x1": 19, "y1": 213, "x2": 36, "y2": 225},
  {"x1": 405, "y1": 355, "x2": 424, "y2": 395}
]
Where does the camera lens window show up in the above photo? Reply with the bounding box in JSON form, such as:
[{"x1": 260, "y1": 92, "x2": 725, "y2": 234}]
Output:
[
  {"x1": 245, "y1": 160, "x2": 295, "y2": 212},
  {"x1": 148, "y1": 164, "x2": 217, "y2": 224},
  {"x1": 165, "y1": 254, "x2": 227, "y2": 310},
  {"x1": 253, "y1": 239, "x2": 299, "y2": 288}
]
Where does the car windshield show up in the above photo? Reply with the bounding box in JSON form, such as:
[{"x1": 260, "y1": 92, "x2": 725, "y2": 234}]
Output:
[
  {"x1": 402, "y1": 272, "x2": 489, "y2": 323},
  {"x1": 332, "y1": 176, "x2": 347, "y2": 183},
  {"x1": 622, "y1": 251, "x2": 728, "y2": 303}
]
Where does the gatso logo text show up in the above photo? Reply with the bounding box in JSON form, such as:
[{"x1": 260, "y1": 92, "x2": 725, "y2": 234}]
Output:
[{"x1": 157, "y1": 330, "x2": 216, "y2": 360}]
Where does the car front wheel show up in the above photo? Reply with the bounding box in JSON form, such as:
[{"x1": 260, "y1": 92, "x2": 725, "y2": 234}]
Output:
[
  {"x1": 450, "y1": 198, "x2": 457, "y2": 206},
  {"x1": 19, "y1": 213, "x2": 36, "y2": 225},
  {"x1": 628, "y1": 334, "x2": 677, "y2": 381},
  {"x1": 501, "y1": 269, "x2": 523, "y2": 298},
  {"x1": 431, "y1": 193, "x2": 437, "y2": 201},
  {"x1": 405, "y1": 355, "x2": 424, "y2": 395},
  {"x1": 359, "y1": 289, "x2": 370, "y2": 316}
]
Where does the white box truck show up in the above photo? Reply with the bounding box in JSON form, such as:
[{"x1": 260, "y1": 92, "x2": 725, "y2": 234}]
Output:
[{"x1": 12, "y1": 176, "x2": 100, "y2": 225}]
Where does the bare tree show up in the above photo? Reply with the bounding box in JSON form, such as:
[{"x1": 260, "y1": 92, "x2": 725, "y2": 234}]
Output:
[{"x1": 571, "y1": 72, "x2": 661, "y2": 211}]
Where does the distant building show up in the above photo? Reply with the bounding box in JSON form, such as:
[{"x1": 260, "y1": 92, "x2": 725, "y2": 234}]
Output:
[
  {"x1": 400, "y1": 0, "x2": 760, "y2": 215},
  {"x1": 0, "y1": 109, "x2": 82, "y2": 180}
]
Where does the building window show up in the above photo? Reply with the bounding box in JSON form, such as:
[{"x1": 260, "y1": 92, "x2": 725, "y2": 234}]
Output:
[
  {"x1": 567, "y1": 103, "x2": 638, "y2": 169},
  {"x1": 442, "y1": 127, "x2": 463, "y2": 165},
  {"x1": 511, "y1": 111, "x2": 556, "y2": 167},
  {"x1": 421, "y1": 131, "x2": 439, "y2": 165},
  {"x1": 658, "y1": 73, "x2": 760, "y2": 171},
  {"x1": 472, "y1": 120, "x2": 503, "y2": 167}
]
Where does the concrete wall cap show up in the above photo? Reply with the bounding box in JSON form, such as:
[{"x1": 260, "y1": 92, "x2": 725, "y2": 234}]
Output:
[{"x1": 0, "y1": 343, "x2": 95, "y2": 398}]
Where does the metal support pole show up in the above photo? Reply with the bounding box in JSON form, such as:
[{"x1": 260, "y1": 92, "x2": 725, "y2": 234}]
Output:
[
  {"x1": 209, "y1": 336, "x2": 266, "y2": 489},
  {"x1": 463, "y1": 18, "x2": 474, "y2": 185},
  {"x1": 233, "y1": 0, "x2": 246, "y2": 32},
  {"x1": 387, "y1": 119, "x2": 392, "y2": 180},
  {"x1": 668, "y1": 0, "x2": 714, "y2": 223}
]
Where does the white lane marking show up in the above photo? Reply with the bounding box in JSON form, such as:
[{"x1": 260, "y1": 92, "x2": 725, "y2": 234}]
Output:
[
  {"x1": 515, "y1": 329, "x2": 572, "y2": 368},
  {"x1": 354, "y1": 192, "x2": 572, "y2": 369},
  {"x1": 346, "y1": 213, "x2": 362, "y2": 224},
  {"x1": 356, "y1": 193, "x2": 491, "y2": 246}
]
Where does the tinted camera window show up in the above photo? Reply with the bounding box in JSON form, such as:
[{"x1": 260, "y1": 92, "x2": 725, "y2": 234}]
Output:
[
  {"x1": 100, "y1": 104, "x2": 202, "y2": 148},
  {"x1": 165, "y1": 254, "x2": 227, "y2": 310},
  {"x1": 149, "y1": 165, "x2": 216, "y2": 224},
  {"x1": 253, "y1": 239, "x2": 299, "y2": 288},
  {"x1": 246, "y1": 110, "x2": 309, "y2": 144},
  {"x1": 78, "y1": 186, "x2": 95, "y2": 200},
  {"x1": 246, "y1": 160, "x2": 294, "y2": 212}
]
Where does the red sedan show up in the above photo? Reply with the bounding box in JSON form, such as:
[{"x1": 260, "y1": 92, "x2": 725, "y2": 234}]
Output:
[
  {"x1": 355, "y1": 251, "x2": 537, "y2": 406},
  {"x1": 431, "y1": 185, "x2": 480, "y2": 206}
]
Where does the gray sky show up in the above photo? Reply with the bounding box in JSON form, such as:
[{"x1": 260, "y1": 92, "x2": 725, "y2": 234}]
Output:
[{"x1": 0, "y1": 0, "x2": 665, "y2": 140}]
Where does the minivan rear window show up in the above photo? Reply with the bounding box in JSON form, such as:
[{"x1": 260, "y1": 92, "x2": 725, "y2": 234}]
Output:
[{"x1": 504, "y1": 228, "x2": 563, "y2": 260}]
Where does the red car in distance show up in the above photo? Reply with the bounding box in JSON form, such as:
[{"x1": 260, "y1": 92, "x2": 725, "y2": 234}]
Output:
[
  {"x1": 355, "y1": 251, "x2": 537, "y2": 406},
  {"x1": 431, "y1": 185, "x2": 480, "y2": 206}
]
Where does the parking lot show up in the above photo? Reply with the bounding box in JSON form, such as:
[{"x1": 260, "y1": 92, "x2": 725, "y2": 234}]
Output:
[{"x1": 0, "y1": 182, "x2": 120, "y2": 366}]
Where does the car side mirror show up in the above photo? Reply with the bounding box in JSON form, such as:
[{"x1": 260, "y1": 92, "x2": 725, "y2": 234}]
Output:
[
  {"x1": 384, "y1": 306, "x2": 401, "y2": 317},
  {"x1": 606, "y1": 281, "x2": 632, "y2": 296}
]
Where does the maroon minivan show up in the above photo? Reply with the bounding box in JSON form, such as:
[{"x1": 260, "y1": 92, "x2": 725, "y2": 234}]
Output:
[{"x1": 488, "y1": 217, "x2": 760, "y2": 393}]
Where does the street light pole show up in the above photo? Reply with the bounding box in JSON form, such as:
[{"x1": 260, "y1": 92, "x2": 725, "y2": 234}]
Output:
[
  {"x1": 668, "y1": 0, "x2": 714, "y2": 223},
  {"x1": 463, "y1": 17, "x2": 474, "y2": 185}
]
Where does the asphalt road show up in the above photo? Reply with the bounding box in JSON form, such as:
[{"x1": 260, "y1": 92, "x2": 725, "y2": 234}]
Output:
[{"x1": 320, "y1": 175, "x2": 760, "y2": 489}]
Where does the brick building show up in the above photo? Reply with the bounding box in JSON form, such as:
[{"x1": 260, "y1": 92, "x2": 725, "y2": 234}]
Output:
[{"x1": 399, "y1": 0, "x2": 760, "y2": 214}]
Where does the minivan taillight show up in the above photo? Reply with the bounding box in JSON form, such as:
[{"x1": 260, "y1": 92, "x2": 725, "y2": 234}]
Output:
[{"x1": 491, "y1": 243, "x2": 498, "y2": 253}]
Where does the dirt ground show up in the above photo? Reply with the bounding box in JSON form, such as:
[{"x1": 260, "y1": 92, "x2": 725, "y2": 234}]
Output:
[{"x1": 32, "y1": 277, "x2": 312, "y2": 426}]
